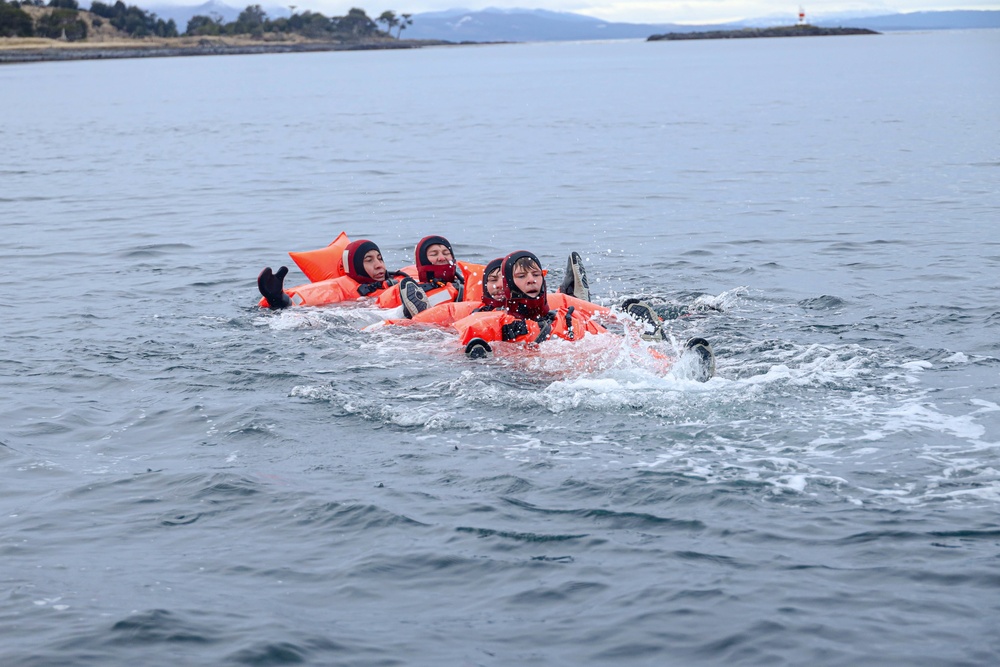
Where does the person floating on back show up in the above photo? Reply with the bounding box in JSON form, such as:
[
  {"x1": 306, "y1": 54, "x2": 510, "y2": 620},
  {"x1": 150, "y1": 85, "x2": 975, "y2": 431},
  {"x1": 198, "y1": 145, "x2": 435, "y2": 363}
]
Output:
[
  {"x1": 258, "y1": 239, "x2": 425, "y2": 315},
  {"x1": 258, "y1": 236, "x2": 479, "y2": 319},
  {"x1": 373, "y1": 235, "x2": 482, "y2": 318},
  {"x1": 455, "y1": 250, "x2": 609, "y2": 358},
  {"x1": 455, "y1": 250, "x2": 716, "y2": 380}
]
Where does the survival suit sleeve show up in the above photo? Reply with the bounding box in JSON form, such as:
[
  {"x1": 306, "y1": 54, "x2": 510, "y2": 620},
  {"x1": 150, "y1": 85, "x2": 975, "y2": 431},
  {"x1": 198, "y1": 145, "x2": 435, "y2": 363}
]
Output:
[{"x1": 282, "y1": 275, "x2": 371, "y2": 307}]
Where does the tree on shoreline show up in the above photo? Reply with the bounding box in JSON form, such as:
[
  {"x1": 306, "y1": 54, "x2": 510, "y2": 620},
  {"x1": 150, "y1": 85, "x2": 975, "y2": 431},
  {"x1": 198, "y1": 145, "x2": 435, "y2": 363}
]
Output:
[
  {"x1": 89, "y1": 1, "x2": 177, "y2": 37},
  {"x1": 377, "y1": 10, "x2": 397, "y2": 35},
  {"x1": 37, "y1": 5, "x2": 87, "y2": 39},
  {"x1": 0, "y1": 0, "x2": 35, "y2": 36},
  {"x1": 397, "y1": 12, "x2": 412, "y2": 38},
  {"x1": 1, "y1": 0, "x2": 90, "y2": 40},
  {"x1": 338, "y1": 7, "x2": 378, "y2": 37},
  {"x1": 185, "y1": 13, "x2": 222, "y2": 36},
  {"x1": 3, "y1": 3, "x2": 401, "y2": 41},
  {"x1": 377, "y1": 9, "x2": 413, "y2": 38},
  {"x1": 233, "y1": 4, "x2": 265, "y2": 36},
  {"x1": 185, "y1": 5, "x2": 381, "y2": 40}
]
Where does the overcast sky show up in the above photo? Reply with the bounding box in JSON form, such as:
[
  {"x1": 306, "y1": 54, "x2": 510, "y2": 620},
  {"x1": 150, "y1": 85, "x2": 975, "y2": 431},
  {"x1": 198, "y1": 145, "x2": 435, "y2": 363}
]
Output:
[{"x1": 162, "y1": 1, "x2": 1000, "y2": 24}]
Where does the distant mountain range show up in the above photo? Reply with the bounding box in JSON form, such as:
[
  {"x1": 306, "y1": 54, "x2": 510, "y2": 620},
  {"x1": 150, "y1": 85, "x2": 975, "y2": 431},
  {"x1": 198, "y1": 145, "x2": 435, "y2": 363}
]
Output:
[
  {"x1": 139, "y1": 4, "x2": 1000, "y2": 41},
  {"x1": 825, "y1": 10, "x2": 1000, "y2": 31},
  {"x1": 403, "y1": 8, "x2": 1000, "y2": 41}
]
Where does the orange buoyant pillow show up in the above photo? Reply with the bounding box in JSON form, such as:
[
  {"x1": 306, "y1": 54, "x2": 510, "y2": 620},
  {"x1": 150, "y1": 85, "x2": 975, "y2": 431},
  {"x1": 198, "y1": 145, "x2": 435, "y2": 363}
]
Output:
[{"x1": 288, "y1": 232, "x2": 351, "y2": 282}]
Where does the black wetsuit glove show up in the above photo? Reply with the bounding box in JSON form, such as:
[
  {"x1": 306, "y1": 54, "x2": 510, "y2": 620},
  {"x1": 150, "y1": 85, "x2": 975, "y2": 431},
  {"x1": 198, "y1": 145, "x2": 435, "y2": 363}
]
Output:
[
  {"x1": 257, "y1": 266, "x2": 292, "y2": 310},
  {"x1": 501, "y1": 319, "x2": 529, "y2": 341}
]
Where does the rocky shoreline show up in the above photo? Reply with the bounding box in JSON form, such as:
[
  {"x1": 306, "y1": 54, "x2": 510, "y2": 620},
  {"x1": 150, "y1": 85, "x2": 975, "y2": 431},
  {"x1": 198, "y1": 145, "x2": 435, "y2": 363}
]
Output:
[
  {"x1": 0, "y1": 38, "x2": 460, "y2": 64},
  {"x1": 648, "y1": 25, "x2": 879, "y2": 41}
]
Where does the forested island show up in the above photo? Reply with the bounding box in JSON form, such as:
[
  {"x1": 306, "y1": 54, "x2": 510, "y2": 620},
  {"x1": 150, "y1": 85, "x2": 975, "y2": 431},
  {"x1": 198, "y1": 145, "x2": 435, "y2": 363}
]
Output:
[
  {"x1": 0, "y1": 1, "x2": 450, "y2": 62},
  {"x1": 648, "y1": 25, "x2": 879, "y2": 41}
]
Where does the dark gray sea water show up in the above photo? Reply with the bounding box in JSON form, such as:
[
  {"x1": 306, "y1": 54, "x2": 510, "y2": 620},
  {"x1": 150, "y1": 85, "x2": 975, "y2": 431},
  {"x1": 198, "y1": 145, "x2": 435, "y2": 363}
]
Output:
[{"x1": 2, "y1": 29, "x2": 999, "y2": 666}]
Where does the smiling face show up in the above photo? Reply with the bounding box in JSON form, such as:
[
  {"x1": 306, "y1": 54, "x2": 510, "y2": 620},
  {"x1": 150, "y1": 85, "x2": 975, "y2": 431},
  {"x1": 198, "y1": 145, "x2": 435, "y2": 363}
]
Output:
[
  {"x1": 362, "y1": 250, "x2": 386, "y2": 281},
  {"x1": 485, "y1": 267, "x2": 503, "y2": 299},
  {"x1": 511, "y1": 258, "x2": 543, "y2": 298},
  {"x1": 425, "y1": 244, "x2": 453, "y2": 265}
]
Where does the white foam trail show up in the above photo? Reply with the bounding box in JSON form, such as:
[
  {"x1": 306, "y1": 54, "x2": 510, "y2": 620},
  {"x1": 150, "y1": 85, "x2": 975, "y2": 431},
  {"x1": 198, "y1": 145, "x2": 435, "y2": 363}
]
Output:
[{"x1": 267, "y1": 300, "x2": 1000, "y2": 511}]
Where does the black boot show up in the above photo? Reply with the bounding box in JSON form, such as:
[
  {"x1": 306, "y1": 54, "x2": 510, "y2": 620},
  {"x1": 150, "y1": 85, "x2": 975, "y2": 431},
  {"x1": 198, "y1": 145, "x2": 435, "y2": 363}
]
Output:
[
  {"x1": 623, "y1": 299, "x2": 665, "y2": 341},
  {"x1": 398, "y1": 277, "x2": 430, "y2": 319},
  {"x1": 464, "y1": 338, "x2": 492, "y2": 359},
  {"x1": 257, "y1": 266, "x2": 292, "y2": 310},
  {"x1": 684, "y1": 337, "x2": 716, "y2": 382},
  {"x1": 558, "y1": 251, "x2": 590, "y2": 302}
]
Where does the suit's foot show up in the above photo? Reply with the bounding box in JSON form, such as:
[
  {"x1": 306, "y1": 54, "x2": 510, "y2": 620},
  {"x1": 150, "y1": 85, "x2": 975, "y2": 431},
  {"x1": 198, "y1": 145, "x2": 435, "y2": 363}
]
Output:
[
  {"x1": 399, "y1": 278, "x2": 430, "y2": 319},
  {"x1": 258, "y1": 266, "x2": 292, "y2": 310},
  {"x1": 684, "y1": 337, "x2": 715, "y2": 382},
  {"x1": 623, "y1": 299, "x2": 665, "y2": 341},
  {"x1": 558, "y1": 251, "x2": 590, "y2": 302},
  {"x1": 464, "y1": 338, "x2": 492, "y2": 359}
]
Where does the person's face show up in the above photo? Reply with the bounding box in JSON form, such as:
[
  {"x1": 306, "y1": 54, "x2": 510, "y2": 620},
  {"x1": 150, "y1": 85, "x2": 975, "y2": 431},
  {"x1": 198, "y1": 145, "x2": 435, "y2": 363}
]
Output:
[
  {"x1": 485, "y1": 268, "x2": 503, "y2": 299},
  {"x1": 512, "y1": 263, "x2": 543, "y2": 297},
  {"x1": 363, "y1": 250, "x2": 386, "y2": 281},
  {"x1": 426, "y1": 244, "x2": 453, "y2": 265}
]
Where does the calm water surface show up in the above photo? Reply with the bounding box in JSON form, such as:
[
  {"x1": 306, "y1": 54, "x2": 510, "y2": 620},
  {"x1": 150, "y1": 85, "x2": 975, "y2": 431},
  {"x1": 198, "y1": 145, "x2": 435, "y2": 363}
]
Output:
[{"x1": 2, "y1": 30, "x2": 999, "y2": 666}]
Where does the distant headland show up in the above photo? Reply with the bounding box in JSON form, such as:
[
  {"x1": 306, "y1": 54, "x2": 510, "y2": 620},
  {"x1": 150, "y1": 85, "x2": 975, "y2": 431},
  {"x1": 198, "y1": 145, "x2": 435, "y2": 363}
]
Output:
[
  {"x1": 648, "y1": 25, "x2": 879, "y2": 41},
  {"x1": 0, "y1": 2, "x2": 461, "y2": 64}
]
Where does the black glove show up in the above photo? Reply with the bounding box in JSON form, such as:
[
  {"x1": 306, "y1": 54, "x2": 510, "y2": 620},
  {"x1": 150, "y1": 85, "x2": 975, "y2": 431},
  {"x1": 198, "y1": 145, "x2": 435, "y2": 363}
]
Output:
[
  {"x1": 257, "y1": 266, "x2": 292, "y2": 310},
  {"x1": 501, "y1": 319, "x2": 529, "y2": 341}
]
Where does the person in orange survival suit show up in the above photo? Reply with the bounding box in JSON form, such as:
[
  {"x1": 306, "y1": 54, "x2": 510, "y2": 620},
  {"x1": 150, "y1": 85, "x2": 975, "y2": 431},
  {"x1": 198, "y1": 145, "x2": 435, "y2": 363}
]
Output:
[
  {"x1": 453, "y1": 250, "x2": 611, "y2": 358},
  {"x1": 454, "y1": 251, "x2": 717, "y2": 380},
  {"x1": 376, "y1": 251, "x2": 606, "y2": 330},
  {"x1": 375, "y1": 235, "x2": 489, "y2": 318},
  {"x1": 412, "y1": 250, "x2": 598, "y2": 324},
  {"x1": 257, "y1": 239, "x2": 423, "y2": 316},
  {"x1": 370, "y1": 256, "x2": 508, "y2": 331}
]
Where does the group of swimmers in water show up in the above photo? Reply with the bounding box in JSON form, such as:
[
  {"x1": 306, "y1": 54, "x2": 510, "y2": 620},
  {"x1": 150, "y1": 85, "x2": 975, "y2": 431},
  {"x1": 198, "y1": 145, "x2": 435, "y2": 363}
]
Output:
[{"x1": 257, "y1": 234, "x2": 715, "y2": 379}]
